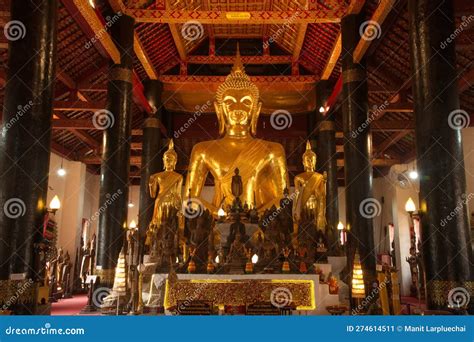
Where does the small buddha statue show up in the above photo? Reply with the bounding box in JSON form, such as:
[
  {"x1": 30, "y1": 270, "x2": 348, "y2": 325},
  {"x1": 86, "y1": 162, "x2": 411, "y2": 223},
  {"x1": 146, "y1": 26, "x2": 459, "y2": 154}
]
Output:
[
  {"x1": 185, "y1": 45, "x2": 289, "y2": 217},
  {"x1": 146, "y1": 139, "x2": 183, "y2": 247},
  {"x1": 228, "y1": 232, "x2": 246, "y2": 264},
  {"x1": 293, "y1": 141, "x2": 327, "y2": 231}
]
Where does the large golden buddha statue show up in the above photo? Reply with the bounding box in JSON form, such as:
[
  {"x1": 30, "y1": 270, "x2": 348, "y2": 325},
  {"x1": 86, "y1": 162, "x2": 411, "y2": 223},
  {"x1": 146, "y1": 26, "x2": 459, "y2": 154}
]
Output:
[
  {"x1": 185, "y1": 48, "x2": 289, "y2": 216},
  {"x1": 146, "y1": 139, "x2": 183, "y2": 246},
  {"x1": 293, "y1": 141, "x2": 327, "y2": 230}
]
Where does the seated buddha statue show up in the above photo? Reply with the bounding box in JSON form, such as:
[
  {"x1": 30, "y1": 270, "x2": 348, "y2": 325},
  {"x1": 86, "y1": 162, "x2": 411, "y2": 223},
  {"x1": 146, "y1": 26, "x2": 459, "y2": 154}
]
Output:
[
  {"x1": 146, "y1": 139, "x2": 183, "y2": 246},
  {"x1": 293, "y1": 141, "x2": 327, "y2": 231},
  {"x1": 185, "y1": 47, "x2": 289, "y2": 217}
]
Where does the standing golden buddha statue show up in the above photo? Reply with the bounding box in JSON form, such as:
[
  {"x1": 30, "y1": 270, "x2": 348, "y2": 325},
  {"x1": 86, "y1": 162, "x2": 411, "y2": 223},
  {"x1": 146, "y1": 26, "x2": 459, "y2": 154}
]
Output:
[
  {"x1": 146, "y1": 139, "x2": 183, "y2": 246},
  {"x1": 185, "y1": 47, "x2": 289, "y2": 216},
  {"x1": 293, "y1": 141, "x2": 327, "y2": 231}
]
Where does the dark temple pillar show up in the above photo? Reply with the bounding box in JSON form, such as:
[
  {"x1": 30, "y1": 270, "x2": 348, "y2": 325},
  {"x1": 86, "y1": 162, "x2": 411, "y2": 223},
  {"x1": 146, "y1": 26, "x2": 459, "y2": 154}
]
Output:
[
  {"x1": 341, "y1": 14, "x2": 376, "y2": 294},
  {"x1": 409, "y1": 0, "x2": 473, "y2": 310},
  {"x1": 138, "y1": 80, "x2": 165, "y2": 258},
  {"x1": 0, "y1": 0, "x2": 58, "y2": 313},
  {"x1": 316, "y1": 81, "x2": 339, "y2": 253},
  {"x1": 96, "y1": 14, "x2": 135, "y2": 287}
]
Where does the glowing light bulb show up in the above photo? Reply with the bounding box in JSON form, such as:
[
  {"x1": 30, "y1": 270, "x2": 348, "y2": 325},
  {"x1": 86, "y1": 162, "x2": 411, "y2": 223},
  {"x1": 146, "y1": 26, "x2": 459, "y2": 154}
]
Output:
[
  {"x1": 405, "y1": 197, "x2": 416, "y2": 213},
  {"x1": 49, "y1": 195, "x2": 61, "y2": 210},
  {"x1": 128, "y1": 202, "x2": 135, "y2": 208},
  {"x1": 251, "y1": 254, "x2": 259, "y2": 264},
  {"x1": 337, "y1": 221, "x2": 344, "y2": 230},
  {"x1": 215, "y1": 255, "x2": 220, "y2": 264},
  {"x1": 409, "y1": 170, "x2": 418, "y2": 180},
  {"x1": 319, "y1": 106, "x2": 325, "y2": 113},
  {"x1": 218, "y1": 208, "x2": 226, "y2": 217},
  {"x1": 57, "y1": 168, "x2": 66, "y2": 177},
  {"x1": 129, "y1": 220, "x2": 137, "y2": 229}
]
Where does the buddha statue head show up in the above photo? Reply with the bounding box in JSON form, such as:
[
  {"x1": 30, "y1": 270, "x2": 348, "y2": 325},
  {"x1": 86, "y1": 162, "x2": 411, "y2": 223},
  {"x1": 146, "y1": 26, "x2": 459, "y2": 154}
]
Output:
[
  {"x1": 215, "y1": 45, "x2": 262, "y2": 136},
  {"x1": 163, "y1": 139, "x2": 178, "y2": 171},
  {"x1": 302, "y1": 140, "x2": 316, "y2": 172}
]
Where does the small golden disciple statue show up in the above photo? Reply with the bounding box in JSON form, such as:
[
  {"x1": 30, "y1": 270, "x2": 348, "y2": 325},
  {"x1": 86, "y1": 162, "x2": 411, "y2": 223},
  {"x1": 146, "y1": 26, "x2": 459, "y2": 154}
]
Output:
[
  {"x1": 146, "y1": 139, "x2": 183, "y2": 245},
  {"x1": 293, "y1": 141, "x2": 327, "y2": 230},
  {"x1": 185, "y1": 47, "x2": 289, "y2": 216}
]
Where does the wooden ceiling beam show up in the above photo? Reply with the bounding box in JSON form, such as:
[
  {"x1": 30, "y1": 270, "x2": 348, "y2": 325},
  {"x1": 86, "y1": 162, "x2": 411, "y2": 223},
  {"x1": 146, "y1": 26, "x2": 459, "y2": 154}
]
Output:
[
  {"x1": 126, "y1": 10, "x2": 342, "y2": 25},
  {"x1": 375, "y1": 131, "x2": 410, "y2": 155},
  {"x1": 320, "y1": 0, "x2": 365, "y2": 80},
  {"x1": 51, "y1": 141, "x2": 75, "y2": 161},
  {"x1": 353, "y1": 0, "x2": 396, "y2": 64},
  {"x1": 62, "y1": 0, "x2": 153, "y2": 114},
  {"x1": 51, "y1": 118, "x2": 415, "y2": 132},
  {"x1": 53, "y1": 113, "x2": 100, "y2": 149},
  {"x1": 168, "y1": 24, "x2": 187, "y2": 61},
  {"x1": 293, "y1": 24, "x2": 308, "y2": 62},
  {"x1": 320, "y1": 34, "x2": 341, "y2": 80},
  {"x1": 187, "y1": 55, "x2": 293, "y2": 64},
  {"x1": 108, "y1": 0, "x2": 158, "y2": 79},
  {"x1": 53, "y1": 100, "x2": 105, "y2": 111}
]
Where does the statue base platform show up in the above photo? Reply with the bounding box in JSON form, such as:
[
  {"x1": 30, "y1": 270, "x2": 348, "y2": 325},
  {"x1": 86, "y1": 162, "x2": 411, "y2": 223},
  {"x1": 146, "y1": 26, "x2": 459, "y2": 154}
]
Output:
[{"x1": 143, "y1": 273, "x2": 340, "y2": 315}]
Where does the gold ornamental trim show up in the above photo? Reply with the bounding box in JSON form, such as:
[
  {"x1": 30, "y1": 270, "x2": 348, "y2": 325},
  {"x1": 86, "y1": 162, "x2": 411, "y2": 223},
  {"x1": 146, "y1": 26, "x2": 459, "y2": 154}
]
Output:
[
  {"x1": 318, "y1": 121, "x2": 335, "y2": 132},
  {"x1": 96, "y1": 268, "x2": 116, "y2": 285},
  {"x1": 427, "y1": 280, "x2": 474, "y2": 306},
  {"x1": 164, "y1": 279, "x2": 315, "y2": 310},
  {"x1": 0, "y1": 279, "x2": 36, "y2": 308},
  {"x1": 110, "y1": 67, "x2": 133, "y2": 83},
  {"x1": 144, "y1": 117, "x2": 161, "y2": 128},
  {"x1": 343, "y1": 68, "x2": 365, "y2": 84}
]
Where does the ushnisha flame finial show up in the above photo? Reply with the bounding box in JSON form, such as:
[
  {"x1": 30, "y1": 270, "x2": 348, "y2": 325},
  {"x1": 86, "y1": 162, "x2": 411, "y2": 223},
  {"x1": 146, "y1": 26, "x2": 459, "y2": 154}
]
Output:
[
  {"x1": 231, "y1": 42, "x2": 245, "y2": 74},
  {"x1": 303, "y1": 140, "x2": 316, "y2": 160},
  {"x1": 163, "y1": 138, "x2": 177, "y2": 160}
]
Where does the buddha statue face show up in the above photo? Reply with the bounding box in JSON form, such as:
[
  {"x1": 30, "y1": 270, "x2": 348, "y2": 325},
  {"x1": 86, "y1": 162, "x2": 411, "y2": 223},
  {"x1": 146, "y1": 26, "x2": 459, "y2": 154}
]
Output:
[
  {"x1": 215, "y1": 48, "x2": 262, "y2": 136},
  {"x1": 303, "y1": 153, "x2": 316, "y2": 172},
  {"x1": 163, "y1": 153, "x2": 177, "y2": 171},
  {"x1": 302, "y1": 141, "x2": 316, "y2": 172},
  {"x1": 163, "y1": 139, "x2": 177, "y2": 171}
]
